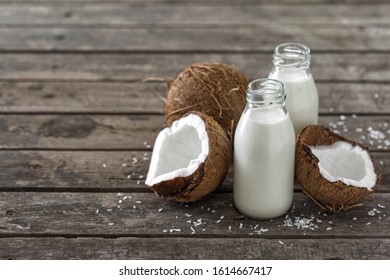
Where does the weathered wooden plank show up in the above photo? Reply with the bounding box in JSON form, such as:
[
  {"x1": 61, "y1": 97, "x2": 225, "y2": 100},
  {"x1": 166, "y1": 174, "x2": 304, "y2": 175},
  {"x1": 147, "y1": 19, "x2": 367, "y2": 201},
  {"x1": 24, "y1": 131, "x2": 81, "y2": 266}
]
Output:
[
  {"x1": 317, "y1": 83, "x2": 390, "y2": 114},
  {"x1": 0, "y1": 192, "x2": 388, "y2": 237},
  {"x1": 0, "y1": 5, "x2": 388, "y2": 26},
  {"x1": 0, "y1": 151, "x2": 387, "y2": 192},
  {"x1": 0, "y1": 25, "x2": 389, "y2": 51},
  {"x1": 0, "y1": 53, "x2": 389, "y2": 82},
  {"x1": 0, "y1": 114, "x2": 388, "y2": 150},
  {"x1": 0, "y1": 0, "x2": 387, "y2": 5},
  {"x1": 0, "y1": 82, "x2": 167, "y2": 114},
  {"x1": 0, "y1": 114, "x2": 163, "y2": 150},
  {"x1": 0, "y1": 82, "x2": 388, "y2": 114},
  {"x1": 0, "y1": 237, "x2": 389, "y2": 260},
  {"x1": 0, "y1": 151, "x2": 152, "y2": 191}
]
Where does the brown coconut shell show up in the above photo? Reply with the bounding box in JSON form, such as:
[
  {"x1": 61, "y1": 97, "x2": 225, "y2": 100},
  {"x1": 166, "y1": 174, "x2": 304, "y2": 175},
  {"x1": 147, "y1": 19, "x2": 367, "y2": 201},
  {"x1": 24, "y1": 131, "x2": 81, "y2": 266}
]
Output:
[
  {"x1": 165, "y1": 62, "x2": 248, "y2": 138},
  {"x1": 150, "y1": 111, "x2": 231, "y2": 202},
  {"x1": 295, "y1": 125, "x2": 381, "y2": 212}
]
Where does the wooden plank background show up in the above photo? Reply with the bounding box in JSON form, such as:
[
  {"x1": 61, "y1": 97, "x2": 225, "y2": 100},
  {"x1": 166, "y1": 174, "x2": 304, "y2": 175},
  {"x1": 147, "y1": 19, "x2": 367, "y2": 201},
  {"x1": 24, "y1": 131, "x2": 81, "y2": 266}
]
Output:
[{"x1": 0, "y1": 0, "x2": 389, "y2": 260}]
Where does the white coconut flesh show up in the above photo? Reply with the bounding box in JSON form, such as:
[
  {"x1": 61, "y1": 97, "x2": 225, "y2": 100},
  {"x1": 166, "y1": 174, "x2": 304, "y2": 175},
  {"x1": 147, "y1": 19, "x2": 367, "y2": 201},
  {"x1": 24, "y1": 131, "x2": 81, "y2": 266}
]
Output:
[
  {"x1": 309, "y1": 141, "x2": 377, "y2": 189},
  {"x1": 146, "y1": 114, "x2": 209, "y2": 186}
]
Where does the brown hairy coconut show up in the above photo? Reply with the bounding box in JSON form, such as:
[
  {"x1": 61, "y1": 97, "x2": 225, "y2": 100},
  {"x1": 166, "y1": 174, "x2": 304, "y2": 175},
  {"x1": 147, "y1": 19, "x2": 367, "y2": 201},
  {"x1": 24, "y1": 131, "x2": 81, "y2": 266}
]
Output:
[
  {"x1": 295, "y1": 125, "x2": 381, "y2": 212},
  {"x1": 146, "y1": 111, "x2": 231, "y2": 202},
  {"x1": 165, "y1": 62, "x2": 248, "y2": 138}
]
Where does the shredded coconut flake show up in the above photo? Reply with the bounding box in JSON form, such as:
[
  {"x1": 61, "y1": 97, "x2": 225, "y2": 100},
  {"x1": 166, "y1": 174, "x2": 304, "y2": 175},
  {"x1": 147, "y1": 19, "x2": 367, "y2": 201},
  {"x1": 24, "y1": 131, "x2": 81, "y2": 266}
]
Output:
[
  {"x1": 368, "y1": 208, "x2": 381, "y2": 216},
  {"x1": 254, "y1": 228, "x2": 269, "y2": 235},
  {"x1": 169, "y1": 228, "x2": 182, "y2": 233},
  {"x1": 283, "y1": 215, "x2": 319, "y2": 230}
]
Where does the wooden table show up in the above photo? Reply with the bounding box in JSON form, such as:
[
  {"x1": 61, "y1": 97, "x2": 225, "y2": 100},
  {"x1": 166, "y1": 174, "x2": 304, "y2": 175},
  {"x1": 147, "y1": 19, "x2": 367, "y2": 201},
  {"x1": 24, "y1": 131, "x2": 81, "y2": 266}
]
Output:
[{"x1": 0, "y1": 0, "x2": 389, "y2": 260}]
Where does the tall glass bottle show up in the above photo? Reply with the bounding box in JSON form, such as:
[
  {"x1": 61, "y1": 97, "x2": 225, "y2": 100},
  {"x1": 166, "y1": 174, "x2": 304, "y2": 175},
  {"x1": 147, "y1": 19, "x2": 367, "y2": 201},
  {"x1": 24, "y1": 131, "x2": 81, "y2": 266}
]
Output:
[
  {"x1": 268, "y1": 43, "x2": 319, "y2": 135},
  {"x1": 234, "y1": 79, "x2": 295, "y2": 220}
]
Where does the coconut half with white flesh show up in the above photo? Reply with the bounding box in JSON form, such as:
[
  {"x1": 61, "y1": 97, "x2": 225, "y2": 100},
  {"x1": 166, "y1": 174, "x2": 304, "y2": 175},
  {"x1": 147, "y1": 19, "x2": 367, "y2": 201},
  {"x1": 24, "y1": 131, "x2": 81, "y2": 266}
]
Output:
[
  {"x1": 295, "y1": 125, "x2": 380, "y2": 212},
  {"x1": 146, "y1": 112, "x2": 231, "y2": 202}
]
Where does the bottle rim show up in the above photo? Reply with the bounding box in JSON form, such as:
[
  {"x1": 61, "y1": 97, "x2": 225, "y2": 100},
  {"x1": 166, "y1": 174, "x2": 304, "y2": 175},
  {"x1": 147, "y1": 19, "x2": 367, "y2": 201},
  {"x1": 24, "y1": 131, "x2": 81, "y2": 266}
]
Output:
[
  {"x1": 273, "y1": 42, "x2": 311, "y2": 69},
  {"x1": 246, "y1": 78, "x2": 286, "y2": 106}
]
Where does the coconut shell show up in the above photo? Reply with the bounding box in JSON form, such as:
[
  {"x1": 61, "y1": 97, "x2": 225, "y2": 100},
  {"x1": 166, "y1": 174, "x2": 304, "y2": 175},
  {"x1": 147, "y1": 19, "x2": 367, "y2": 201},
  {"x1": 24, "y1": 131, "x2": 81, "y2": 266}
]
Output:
[
  {"x1": 165, "y1": 62, "x2": 248, "y2": 138},
  {"x1": 295, "y1": 125, "x2": 381, "y2": 212},
  {"x1": 150, "y1": 112, "x2": 231, "y2": 202}
]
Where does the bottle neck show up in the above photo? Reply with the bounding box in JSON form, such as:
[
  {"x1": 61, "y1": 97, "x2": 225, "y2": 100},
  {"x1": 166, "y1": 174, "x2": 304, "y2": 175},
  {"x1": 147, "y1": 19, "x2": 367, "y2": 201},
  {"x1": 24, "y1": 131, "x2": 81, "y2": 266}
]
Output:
[
  {"x1": 272, "y1": 43, "x2": 311, "y2": 71},
  {"x1": 246, "y1": 78, "x2": 286, "y2": 109}
]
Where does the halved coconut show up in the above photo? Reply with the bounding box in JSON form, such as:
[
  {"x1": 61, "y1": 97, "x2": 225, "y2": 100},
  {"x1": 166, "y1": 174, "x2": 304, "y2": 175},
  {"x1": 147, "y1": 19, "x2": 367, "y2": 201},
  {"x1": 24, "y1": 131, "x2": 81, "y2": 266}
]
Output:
[
  {"x1": 146, "y1": 112, "x2": 231, "y2": 202},
  {"x1": 165, "y1": 62, "x2": 248, "y2": 138},
  {"x1": 295, "y1": 125, "x2": 381, "y2": 212}
]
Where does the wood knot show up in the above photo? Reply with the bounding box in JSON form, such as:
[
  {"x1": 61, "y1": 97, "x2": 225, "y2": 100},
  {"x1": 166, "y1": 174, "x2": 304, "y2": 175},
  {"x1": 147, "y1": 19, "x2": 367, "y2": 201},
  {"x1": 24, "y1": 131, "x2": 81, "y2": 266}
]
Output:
[
  {"x1": 28, "y1": 164, "x2": 42, "y2": 170},
  {"x1": 5, "y1": 210, "x2": 17, "y2": 216},
  {"x1": 63, "y1": 11, "x2": 73, "y2": 18}
]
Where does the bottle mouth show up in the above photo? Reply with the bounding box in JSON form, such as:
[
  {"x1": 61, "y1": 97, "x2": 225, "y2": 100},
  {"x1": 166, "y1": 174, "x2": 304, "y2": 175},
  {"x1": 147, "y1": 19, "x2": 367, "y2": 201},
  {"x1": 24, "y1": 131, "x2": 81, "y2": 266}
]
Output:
[
  {"x1": 273, "y1": 43, "x2": 311, "y2": 69},
  {"x1": 246, "y1": 78, "x2": 286, "y2": 106}
]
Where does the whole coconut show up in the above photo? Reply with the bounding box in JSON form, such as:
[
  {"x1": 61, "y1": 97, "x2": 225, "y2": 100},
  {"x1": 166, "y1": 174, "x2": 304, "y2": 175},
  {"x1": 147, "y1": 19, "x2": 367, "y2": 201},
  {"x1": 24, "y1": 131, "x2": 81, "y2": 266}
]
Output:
[{"x1": 165, "y1": 62, "x2": 248, "y2": 138}]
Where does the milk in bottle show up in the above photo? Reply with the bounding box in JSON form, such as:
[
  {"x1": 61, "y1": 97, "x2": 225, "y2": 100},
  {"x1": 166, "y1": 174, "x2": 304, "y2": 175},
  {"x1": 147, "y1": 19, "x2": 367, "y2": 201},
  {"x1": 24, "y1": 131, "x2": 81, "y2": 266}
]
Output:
[
  {"x1": 234, "y1": 79, "x2": 295, "y2": 219},
  {"x1": 268, "y1": 43, "x2": 319, "y2": 135}
]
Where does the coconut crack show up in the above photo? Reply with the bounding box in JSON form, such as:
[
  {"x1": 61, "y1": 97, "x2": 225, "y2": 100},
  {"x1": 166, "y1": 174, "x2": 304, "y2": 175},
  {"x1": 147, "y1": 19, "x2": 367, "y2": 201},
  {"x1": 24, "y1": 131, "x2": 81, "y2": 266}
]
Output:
[
  {"x1": 310, "y1": 141, "x2": 377, "y2": 189},
  {"x1": 146, "y1": 114, "x2": 209, "y2": 186}
]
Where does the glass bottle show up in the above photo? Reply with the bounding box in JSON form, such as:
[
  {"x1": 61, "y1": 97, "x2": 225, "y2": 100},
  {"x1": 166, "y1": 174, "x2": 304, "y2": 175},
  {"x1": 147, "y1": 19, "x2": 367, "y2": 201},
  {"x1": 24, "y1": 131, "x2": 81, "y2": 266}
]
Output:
[
  {"x1": 268, "y1": 43, "x2": 319, "y2": 135},
  {"x1": 234, "y1": 78, "x2": 295, "y2": 219}
]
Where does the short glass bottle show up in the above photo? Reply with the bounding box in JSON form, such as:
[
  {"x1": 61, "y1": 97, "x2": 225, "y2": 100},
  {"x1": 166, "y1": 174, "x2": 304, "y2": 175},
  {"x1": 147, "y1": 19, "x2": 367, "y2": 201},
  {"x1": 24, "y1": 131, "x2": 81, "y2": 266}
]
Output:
[
  {"x1": 233, "y1": 78, "x2": 295, "y2": 220},
  {"x1": 268, "y1": 43, "x2": 319, "y2": 135}
]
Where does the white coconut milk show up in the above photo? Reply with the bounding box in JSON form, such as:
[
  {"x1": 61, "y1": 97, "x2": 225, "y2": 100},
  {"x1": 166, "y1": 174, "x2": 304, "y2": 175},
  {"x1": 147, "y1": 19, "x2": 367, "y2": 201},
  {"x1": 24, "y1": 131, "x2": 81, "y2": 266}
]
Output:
[
  {"x1": 234, "y1": 107, "x2": 295, "y2": 219},
  {"x1": 268, "y1": 43, "x2": 319, "y2": 135},
  {"x1": 268, "y1": 71, "x2": 319, "y2": 135}
]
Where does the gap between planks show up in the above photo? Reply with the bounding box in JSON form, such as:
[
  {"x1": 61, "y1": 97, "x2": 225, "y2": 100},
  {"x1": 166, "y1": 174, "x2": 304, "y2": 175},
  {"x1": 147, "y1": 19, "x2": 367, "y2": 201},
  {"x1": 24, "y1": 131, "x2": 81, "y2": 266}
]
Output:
[
  {"x1": 0, "y1": 233, "x2": 389, "y2": 240},
  {"x1": 0, "y1": 1, "x2": 388, "y2": 7}
]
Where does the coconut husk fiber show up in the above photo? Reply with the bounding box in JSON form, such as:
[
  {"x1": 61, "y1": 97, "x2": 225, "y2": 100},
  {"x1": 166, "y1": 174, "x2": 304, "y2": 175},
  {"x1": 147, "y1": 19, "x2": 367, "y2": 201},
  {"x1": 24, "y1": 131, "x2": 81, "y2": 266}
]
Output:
[{"x1": 165, "y1": 62, "x2": 248, "y2": 139}]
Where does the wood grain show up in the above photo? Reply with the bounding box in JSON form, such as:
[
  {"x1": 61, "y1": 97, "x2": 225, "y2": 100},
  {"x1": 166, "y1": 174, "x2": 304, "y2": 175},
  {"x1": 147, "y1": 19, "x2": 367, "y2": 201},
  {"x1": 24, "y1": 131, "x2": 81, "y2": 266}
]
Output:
[
  {"x1": 0, "y1": 0, "x2": 387, "y2": 5},
  {"x1": 0, "y1": 82, "x2": 388, "y2": 114},
  {"x1": 0, "y1": 151, "x2": 387, "y2": 192},
  {"x1": 0, "y1": 114, "x2": 388, "y2": 150},
  {"x1": 0, "y1": 237, "x2": 389, "y2": 260},
  {"x1": 0, "y1": 192, "x2": 389, "y2": 237},
  {"x1": 0, "y1": 5, "x2": 388, "y2": 26},
  {"x1": 0, "y1": 25, "x2": 389, "y2": 51},
  {"x1": 0, "y1": 82, "x2": 167, "y2": 114},
  {"x1": 0, "y1": 53, "x2": 389, "y2": 82}
]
